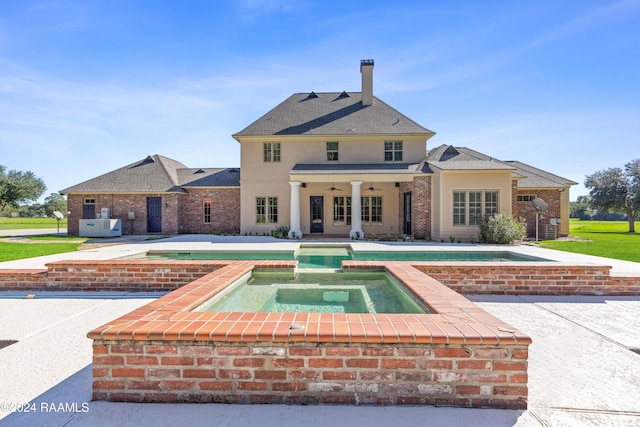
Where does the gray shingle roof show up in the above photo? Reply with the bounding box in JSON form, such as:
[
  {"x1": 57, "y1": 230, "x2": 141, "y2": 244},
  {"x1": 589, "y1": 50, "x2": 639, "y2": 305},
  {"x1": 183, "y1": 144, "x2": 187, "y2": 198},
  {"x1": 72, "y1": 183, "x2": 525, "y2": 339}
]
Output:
[
  {"x1": 233, "y1": 92, "x2": 435, "y2": 137},
  {"x1": 504, "y1": 160, "x2": 578, "y2": 188},
  {"x1": 426, "y1": 145, "x2": 516, "y2": 171},
  {"x1": 291, "y1": 163, "x2": 426, "y2": 175},
  {"x1": 60, "y1": 155, "x2": 239, "y2": 194},
  {"x1": 178, "y1": 168, "x2": 240, "y2": 187}
]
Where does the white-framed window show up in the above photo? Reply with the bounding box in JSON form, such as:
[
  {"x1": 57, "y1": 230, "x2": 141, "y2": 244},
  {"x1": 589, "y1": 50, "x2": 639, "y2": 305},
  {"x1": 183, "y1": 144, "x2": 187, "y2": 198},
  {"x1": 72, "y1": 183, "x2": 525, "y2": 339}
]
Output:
[
  {"x1": 203, "y1": 198, "x2": 211, "y2": 224},
  {"x1": 263, "y1": 142, "x2": 281, "y2": 162},
  {"x1": 469, "y1": 191, "x2": 482, "y2": 225},
  {"x1": 453, "y1": 192, "x2": 466, "y2": 226},
  {"x1": 326, "y1": 141, "x2": 339, "y2": 161},
  {"x1": 452, "y1": 190, "x2": 500, "y2": 226},
  {"x1": 384, "y1": 141, "x2": 403, "y2": 162},
  {"x1": 517, "y1": 194, "x2": 536, "y2": 202},
  {"x1": 333, "y1": 196, "x2": 352, "y2": 225},
  {"x1": 485, "y1": 191, "x2": 499, "y2": 215},
  {"x1": 84, "y1": 198, "x2": 96, "y2": 204},
  {"x1": 361, "y1": 196, "x2": 382, "y2": 224},
  {"x1": 256, "y1": 197, "x2": 278, "y2": 223}
]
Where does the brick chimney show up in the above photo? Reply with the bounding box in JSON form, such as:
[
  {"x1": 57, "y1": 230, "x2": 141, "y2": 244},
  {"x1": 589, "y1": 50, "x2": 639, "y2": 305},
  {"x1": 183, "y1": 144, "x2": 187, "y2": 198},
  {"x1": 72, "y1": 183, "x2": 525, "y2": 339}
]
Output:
[{"x1": 360, "y1": 59, "x2": 374, "y2": 106}]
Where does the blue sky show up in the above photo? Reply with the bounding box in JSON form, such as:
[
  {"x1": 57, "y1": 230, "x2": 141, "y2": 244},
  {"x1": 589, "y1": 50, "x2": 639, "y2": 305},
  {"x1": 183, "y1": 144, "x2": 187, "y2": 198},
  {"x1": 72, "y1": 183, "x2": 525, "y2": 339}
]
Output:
[{"x1": 1, "y1": 0, "x2": 639, "y2": 202}]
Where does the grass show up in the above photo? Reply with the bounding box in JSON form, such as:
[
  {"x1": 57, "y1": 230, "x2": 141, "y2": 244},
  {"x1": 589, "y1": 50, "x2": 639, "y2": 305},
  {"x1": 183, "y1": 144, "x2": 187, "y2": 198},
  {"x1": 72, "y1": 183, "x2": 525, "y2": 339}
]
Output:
[
  {"x1": 0, "y1": 218, "x2": 83, "y2": 261},
  {"x1": 0, "y1": 217, "x2": 68, "y2": 230},
  {"x1": 539, "y1": 219, "x2": 640, "y2": 263},
  {"x1": 0, "y1": 240, "x2": 83, "y2": 262}
]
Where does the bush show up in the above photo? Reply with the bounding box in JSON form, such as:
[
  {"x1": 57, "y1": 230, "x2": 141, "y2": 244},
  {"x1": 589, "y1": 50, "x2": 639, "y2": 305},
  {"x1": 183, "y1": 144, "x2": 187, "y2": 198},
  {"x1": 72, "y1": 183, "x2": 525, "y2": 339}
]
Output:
[
  {"x1": 271, "y1": 225, "x2": 290, "y2": 239},
  {"x1": 478, "y1": 213, "x2": 526, "y2": 244}
]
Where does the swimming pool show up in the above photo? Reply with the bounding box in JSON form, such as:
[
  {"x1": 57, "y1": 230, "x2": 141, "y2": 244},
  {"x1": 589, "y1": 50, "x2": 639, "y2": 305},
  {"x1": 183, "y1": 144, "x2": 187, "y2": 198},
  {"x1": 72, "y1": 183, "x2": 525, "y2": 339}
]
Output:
[
  {"x1": 127, "y1": 245, "x2": 549, "y2": 268},
  {"x1": 195, "y1": 271, "x2": 429, "y2": 314}
]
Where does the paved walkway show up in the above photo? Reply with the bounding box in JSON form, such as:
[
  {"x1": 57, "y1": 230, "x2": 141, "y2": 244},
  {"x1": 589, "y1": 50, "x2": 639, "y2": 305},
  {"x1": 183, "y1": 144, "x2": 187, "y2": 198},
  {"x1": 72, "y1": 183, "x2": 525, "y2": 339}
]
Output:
[{"x1": 0, "y1": 235, "x2": 639, "y2": 426}]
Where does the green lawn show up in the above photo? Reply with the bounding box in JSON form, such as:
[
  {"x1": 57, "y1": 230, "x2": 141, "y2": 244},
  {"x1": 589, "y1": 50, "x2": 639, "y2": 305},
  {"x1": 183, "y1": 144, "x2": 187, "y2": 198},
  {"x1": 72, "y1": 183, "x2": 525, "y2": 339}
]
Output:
[
  {"x1": 539, "y1": 219, "x2": 640, "y2": 263},
  {"x1": 0, "y1": 218, "x2": 82, "y2": 261},
  {"x1": 0, "y1": 240, "x2": 82, "y2": 262},
  {"x1": 0, "y1": 217, "x2": 68, "y2": 230}
]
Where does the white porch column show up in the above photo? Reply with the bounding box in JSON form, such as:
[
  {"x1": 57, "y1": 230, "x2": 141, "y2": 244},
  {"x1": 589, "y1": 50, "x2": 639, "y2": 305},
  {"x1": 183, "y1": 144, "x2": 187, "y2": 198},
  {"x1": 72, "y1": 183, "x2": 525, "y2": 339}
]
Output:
[
  {"x1": 288, "y1": 181, "x2": 302, "y2": 239},
  {"x1": 349, "y1": 181, "x2": 363, "y2": 239}
]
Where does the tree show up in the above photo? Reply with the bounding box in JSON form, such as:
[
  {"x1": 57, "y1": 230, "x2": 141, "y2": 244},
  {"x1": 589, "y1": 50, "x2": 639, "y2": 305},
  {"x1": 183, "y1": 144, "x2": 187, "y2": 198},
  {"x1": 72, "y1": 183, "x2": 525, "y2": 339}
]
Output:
[
  {"x1": 585, "y1": 159, "x2": 640, "y2": 232},
  {"x1": 43, "y1": 193, "x2": 67, "y2": 217},
  {"x1": 0, "y1": 165, "x2": 47, "y2": 212},
  {"x1": 570, "y1": 195, "x2": 594, "y2": 219}
]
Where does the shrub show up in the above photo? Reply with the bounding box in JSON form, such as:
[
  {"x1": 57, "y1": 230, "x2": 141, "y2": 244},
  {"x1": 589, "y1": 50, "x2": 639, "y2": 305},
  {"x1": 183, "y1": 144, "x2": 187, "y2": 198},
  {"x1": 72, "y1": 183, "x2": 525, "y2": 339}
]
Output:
[
  {"x1": 478, "y1": 213, "x2": 526, "y2": 244},
  {"x1": 271, "y1": 225, "x2": 290, "y2": 239}
]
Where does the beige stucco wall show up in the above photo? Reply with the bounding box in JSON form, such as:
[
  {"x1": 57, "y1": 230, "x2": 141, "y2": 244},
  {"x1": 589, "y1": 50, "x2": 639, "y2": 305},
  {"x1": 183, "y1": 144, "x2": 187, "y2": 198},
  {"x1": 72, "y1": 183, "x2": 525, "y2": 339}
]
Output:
[
  {"x1": 238, "y1": 135, "x2": 429, "y2": 235},
  {"x1": 432, "y1": 170, "x2": 513, "y2": 242}
]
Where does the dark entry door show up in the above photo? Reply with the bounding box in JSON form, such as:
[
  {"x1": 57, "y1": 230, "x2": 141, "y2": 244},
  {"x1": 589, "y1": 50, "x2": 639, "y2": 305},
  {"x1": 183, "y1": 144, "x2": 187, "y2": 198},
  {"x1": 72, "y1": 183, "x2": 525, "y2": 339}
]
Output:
[
  {"x1": 310, "y1": 196, "x2": 324, "y2": 233},
  {"x1": 147, "y1": 197, "x2": 162, "y2": 233},
  {"x1": 403, "y1": 192, "x2": 412, "y2": 235},
  {"x1": 82, "y1": 204, "x2": 95, "y2": 219}
]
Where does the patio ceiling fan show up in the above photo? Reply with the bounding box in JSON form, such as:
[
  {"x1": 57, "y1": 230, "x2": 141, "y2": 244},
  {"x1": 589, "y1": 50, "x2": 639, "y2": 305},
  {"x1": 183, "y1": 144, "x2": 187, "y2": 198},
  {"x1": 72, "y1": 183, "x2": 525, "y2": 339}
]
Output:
[
  {"x1": 324, "y1": 183, "x2": 342, "y2": 191},
  {"x1": 366, "y1": 182, "x2": 381, "y2": 192}
]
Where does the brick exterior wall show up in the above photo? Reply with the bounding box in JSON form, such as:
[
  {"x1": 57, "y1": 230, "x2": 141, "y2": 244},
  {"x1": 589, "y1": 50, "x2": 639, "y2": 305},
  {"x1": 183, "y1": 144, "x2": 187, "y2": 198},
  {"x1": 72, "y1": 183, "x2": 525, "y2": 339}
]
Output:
[
  {"x1": 511, "y1": 180, "x2": 519, "y2": 220},
  {"x1": 515, "y1": 189, "x2": 562, "y2": 239},
  {"x1": 178, "y1": 188, "x2": 240, "y2": 234},
  {"x1": 66, "y1": 193, "x2": 179, "y2": 236},
  {"x1": 398, "y1": 176, "x2": 431, "y2": 240},
  {"x1": 91, "y1": 341, "x2": 528, "y2": 408},
  {"x1": 66, "y1": 189, "x2": 240, "y2": 236}
]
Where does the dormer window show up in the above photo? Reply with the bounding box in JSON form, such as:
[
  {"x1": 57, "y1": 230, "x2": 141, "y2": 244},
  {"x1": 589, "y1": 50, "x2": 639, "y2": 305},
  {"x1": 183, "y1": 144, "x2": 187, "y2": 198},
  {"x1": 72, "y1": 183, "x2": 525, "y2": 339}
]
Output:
[
  {"x1": 326, "y1": 141, "x2": 339, "y2": 161},
  {"x1": 384, "y1": 141, "x2": 403, "y2": 162}
]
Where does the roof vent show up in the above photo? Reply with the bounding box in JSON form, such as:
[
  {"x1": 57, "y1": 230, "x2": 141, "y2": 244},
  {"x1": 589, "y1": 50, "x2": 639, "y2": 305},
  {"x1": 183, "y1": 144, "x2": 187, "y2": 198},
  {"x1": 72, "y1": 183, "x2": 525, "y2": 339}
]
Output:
[
  {"x1": 306, "y1": 91, "x2": 318, "y2": 99},
  {"x1": 194, "y1": 169, "x2": 206, "y2": 174},
  {"x1": 141, "y1": 155, "x2": 155, "y2": 164},
  {"x1": 440, "y1": 146, "x2": 460, "y2": 161},
  {"x1": 229, "y1": 168, "x2": 239, "y2": 173},
  {"x1": 338, "y1": 91, "x2": 350, "y2": 98}
]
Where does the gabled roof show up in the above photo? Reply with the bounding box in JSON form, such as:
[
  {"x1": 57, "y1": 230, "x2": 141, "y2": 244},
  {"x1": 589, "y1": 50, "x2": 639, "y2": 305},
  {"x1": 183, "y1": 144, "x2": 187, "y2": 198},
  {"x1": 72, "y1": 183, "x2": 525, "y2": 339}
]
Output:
[
  {"x1": 60, "y1": 155, "x2": 240, "y2": 194},
  {"x1": 504, "y1": 160, "x2": 578, "y2": 188},
  {"x1": 178, "y1": 168, "x2": 240, "y2": 187},
  {"x1": 426, "y1": 145, "x2": 516, "y2": 171},
  {"x1": 60, "y1": 155, "x2": 187, "y2": 194},
  {"x1": 233, "y1": 92, "x2": 435, "y2": 138}
]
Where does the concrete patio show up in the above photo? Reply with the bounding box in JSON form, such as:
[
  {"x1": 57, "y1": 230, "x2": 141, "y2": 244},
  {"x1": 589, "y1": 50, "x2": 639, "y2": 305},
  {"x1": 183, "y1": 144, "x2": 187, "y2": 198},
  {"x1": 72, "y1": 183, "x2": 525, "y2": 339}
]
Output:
[{"x1": 0, "y1": 234, "x2": 639, "y2": 426}]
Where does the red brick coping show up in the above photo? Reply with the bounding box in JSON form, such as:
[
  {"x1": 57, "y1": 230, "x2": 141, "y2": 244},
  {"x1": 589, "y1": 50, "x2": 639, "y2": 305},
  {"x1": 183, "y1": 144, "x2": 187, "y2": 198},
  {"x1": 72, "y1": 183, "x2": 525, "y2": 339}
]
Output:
[{"x1": 88, "y1": 261, "x2": 530, "y2": 408}]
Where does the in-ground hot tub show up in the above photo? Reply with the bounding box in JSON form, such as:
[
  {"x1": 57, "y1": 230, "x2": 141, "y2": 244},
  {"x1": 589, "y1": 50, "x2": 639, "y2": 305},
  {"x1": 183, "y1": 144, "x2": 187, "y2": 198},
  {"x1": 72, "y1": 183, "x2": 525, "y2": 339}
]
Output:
[
  {"x1": 195, "y1": 271, "x2": 430, "y2": 314},
  {"x1": 88, "y1": 260, "x2": 530, "y2": 408}
]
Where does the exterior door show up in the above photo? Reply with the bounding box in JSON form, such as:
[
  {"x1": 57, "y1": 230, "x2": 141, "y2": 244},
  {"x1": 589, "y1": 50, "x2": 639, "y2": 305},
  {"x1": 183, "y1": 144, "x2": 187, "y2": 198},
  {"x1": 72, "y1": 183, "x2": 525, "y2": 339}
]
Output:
[
  {"x1": 147, "y1": 197, "x2": 162, "y2": 233},
  {"x1": 403, "y1": 192, "x2": 412, "y2": 235},
  {"x1": 82, "y1": 203, "x2": 95, "y2": 219},
  {"x1": 310, "y1": 196, "x2": 324, "y2": 233}
]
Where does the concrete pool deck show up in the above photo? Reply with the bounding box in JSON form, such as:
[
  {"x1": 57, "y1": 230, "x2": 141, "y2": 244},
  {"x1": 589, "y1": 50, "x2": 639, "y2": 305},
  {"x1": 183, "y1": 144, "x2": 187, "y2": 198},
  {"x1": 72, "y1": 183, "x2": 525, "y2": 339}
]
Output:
[{"x1": 1, "y1": 235, "x2": 639, "y2": 426}]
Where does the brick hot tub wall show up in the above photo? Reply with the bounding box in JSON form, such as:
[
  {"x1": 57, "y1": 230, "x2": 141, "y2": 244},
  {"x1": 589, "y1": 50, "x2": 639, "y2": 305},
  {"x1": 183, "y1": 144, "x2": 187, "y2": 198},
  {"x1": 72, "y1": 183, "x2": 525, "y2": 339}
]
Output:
[{"x1": 88, "y1": 261, "x2": 531, "y2": 409}]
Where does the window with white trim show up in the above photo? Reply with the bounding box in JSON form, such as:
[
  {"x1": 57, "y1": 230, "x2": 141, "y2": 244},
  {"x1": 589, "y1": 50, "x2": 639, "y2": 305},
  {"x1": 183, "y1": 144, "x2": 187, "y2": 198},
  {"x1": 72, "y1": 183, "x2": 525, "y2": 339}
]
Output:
[
  {"x1": 361, "y1": 196, "x2": 382, "y2": 224},
  {"x1": 326, "y1": 142, "x2": 339, "y2": 161},
  {"x1": 384, "y1": 141, "x2": 403, "y2": 162},
  {"x1": 256, "y1": 197, "x2": 278, "y2": 223},
  {"x1": 517, "y1": 194, "x2": 536, "y2": 202},
  {"x1": 452, "y1": 190, "x2": 500, "y2": 226},
  {"x1": 333, "y1": 196, "x2": 352, "y2": 225},
  {"x1": 263, "y1": 142, "x2": 281, "y2": 162},
  {"x1": 203, "y1": 199, "x2": 211, "y2": 224}
]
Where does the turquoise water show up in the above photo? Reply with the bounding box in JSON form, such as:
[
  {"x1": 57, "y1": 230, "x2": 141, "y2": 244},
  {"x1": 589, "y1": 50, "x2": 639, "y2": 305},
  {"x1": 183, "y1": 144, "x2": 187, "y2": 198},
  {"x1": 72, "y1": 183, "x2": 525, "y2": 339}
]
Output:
[
  {"x1": 196, "y1": 272, "x2": 429, "y2": 314},
  {"x1": 133, "y1": 248, "x2": 548, "y2": 269}
]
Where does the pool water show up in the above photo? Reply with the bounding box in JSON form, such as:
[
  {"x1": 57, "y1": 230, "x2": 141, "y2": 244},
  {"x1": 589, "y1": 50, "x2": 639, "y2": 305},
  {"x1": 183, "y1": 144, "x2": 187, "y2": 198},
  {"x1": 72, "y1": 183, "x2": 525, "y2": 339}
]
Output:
[
  {"x1": 132, "y1": 247, "x2": 548, "y2": 269},
  {"x1": 196, "y1": 272, "x2": 429, "y2": 314}
]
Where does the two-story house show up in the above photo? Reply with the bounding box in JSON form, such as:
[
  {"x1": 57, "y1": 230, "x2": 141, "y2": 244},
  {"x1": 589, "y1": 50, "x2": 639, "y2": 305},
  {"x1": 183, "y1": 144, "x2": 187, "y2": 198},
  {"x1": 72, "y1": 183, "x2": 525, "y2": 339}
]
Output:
[{"x1": 60, "y1": 60, "x2": 576, "y2": 240}]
